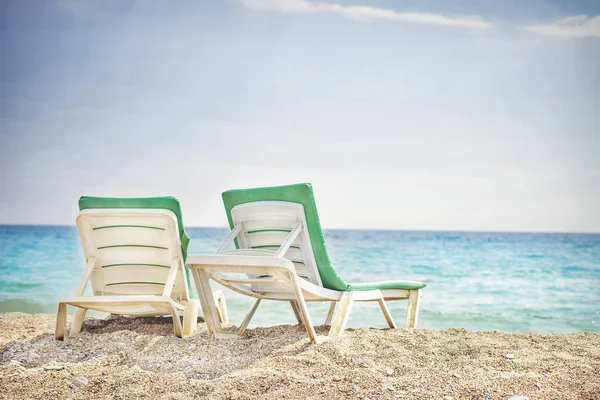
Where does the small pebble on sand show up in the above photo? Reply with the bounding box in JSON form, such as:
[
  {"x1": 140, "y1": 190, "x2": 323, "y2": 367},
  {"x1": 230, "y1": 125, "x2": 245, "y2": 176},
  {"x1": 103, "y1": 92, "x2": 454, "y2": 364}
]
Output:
[
  {"x1": 506, "y1": 354, "x2": 515, "y2": 359},
  {"x1": 73, "y1": 376, "x2": 88, "y2": 388},
  {"x1": 385, "y1": 368, "x2": 394, "y2": 376},
  {"x1": 444, "y1": 396, "x2": 454, "y2": 400},
  {"x1": 386, "y1": 385, "x2": 395, "y2": 392},
  {"x1": 44, "y1": 366, "x2": 64, "y2": 371},
  {"x1": 332, "y1": 376, "x2": 342, "y2": 382},
  {"x1": 535, "y1": 382, "x2": 541, "y2": 389}
]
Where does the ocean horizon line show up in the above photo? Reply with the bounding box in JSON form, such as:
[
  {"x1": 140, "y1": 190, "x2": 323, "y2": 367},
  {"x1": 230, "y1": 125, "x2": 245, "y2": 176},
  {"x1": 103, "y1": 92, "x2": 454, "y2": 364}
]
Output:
[{"x1": 1, "y1": 223, "x2": 599, "y2": 235}]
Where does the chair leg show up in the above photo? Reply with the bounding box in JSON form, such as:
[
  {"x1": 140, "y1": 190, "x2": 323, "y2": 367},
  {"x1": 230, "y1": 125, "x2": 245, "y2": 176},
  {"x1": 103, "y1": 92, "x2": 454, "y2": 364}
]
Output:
[
  {"x1": 55, "y1": 303, "x2": 67, "y2": 341},
  {"x1": 405, "y1": 289, "x2": 421, "y2": 328},
  {"x1": 182, "y1": 299, "x2": 199, "y2": 338},
  {"x1": 378, "y1": 298, "x2": 397, "y2": 329},
  {"x1": 328, "y1": 292, "x2": 355, "y2": 337},
  {"x1": 289, "y1": 301, "x2": 304, "y2": 326},
  {"x1": 169, "y1": 303, "x2": 184, "y2": 338},
  {"x1": 213, "y1": 290, "x2": 229, "y2": 325},
  {"x1": 69, "y1": 308, "x2": 87, "y2": 337},
  {"x1": 192, "y1": 269, "x2": 223, "y2": 336},
  {"x1": 238, "y1": 299, "x2": 261, "y2": 335},
  {"x1": 219, "y1": 295, "x2": 229, "y2": 325},
  {"x1": 324, "y1": 301, "x2": 336, "y2": 326},
  {"x1": 294, "y1": 289, "x2": 317, "y2": 343},
  {"x1": 285, "y1": 270, "x2": 317, "y2": 343}
]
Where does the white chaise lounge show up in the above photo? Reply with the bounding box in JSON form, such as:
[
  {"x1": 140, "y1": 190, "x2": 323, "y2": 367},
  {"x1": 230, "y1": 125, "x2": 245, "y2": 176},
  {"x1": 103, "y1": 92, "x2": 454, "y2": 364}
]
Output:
[
  {"x1": 55, "y1": 196, "x2": 227, "y2": 340},
  {"x1": 186, "y1": 183, "x2": 426, "y2": 343}
]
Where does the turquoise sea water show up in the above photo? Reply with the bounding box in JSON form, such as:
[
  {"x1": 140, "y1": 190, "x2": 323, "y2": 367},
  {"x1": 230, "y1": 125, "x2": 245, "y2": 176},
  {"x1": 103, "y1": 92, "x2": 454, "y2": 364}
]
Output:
[{"x1": 1, "y1": 225, "x2": 598, "y2": 333}]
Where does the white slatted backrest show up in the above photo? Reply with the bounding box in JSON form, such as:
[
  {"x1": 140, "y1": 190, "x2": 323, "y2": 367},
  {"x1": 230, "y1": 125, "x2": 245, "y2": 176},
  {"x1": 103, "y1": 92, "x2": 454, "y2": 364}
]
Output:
[
  {"x1": 230, "y1": 201, "x2": 323, "y2": 287},
  {"x1": 76, "y1": 209, "x2": 189, "y2": 301}
]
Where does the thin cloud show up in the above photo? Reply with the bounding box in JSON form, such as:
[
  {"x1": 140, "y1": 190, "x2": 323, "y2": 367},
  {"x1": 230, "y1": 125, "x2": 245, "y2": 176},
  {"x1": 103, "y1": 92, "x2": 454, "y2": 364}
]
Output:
[
  {"x1": 233, "y1": 0, "x2": 493, "y2": 29},
  {"x1": 522, "y1": 15, "x2": 600, "y2": 38}
]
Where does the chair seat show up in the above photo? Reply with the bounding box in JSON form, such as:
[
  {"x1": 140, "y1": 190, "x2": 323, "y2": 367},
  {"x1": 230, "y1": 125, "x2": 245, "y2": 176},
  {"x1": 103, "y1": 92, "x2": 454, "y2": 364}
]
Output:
[{"x1": 347, "y1": 280, "x2": 426, "y2": 291}]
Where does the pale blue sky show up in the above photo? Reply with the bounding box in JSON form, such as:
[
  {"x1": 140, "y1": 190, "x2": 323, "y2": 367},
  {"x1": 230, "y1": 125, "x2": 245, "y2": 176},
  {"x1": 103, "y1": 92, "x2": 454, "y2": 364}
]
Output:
[{"x1": 1, "y1": 0, "x2": 599, "y2": 231}]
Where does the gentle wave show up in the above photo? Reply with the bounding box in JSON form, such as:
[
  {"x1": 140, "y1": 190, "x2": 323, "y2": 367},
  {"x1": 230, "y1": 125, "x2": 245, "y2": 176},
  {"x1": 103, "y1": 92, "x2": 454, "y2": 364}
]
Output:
[
  {"x1": 0, "y1": 281, "x2": 43, "y2": 290},
  {"x1": 0, "y1": 299, "x2": 56, "y2": 314}
]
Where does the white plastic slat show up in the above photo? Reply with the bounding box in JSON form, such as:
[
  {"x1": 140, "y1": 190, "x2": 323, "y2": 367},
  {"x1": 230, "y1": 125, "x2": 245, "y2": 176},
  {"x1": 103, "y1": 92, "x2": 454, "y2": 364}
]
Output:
[
  {"x1": 219, "y1": 249, "x2": 277, "y2": 256},
  {"x1": 244, "y1": 231, "x2": 302, "y2": 249},
  {"x1": 92, "y1": 227, "x2": 170, "y2": 249},
  {"x1": 99, "y1": 284, "x2": 188, "y2": 298},
  {"x1": 100, "y1": 266, "x2": 186, "y2": 296},
  {"x1": 89, "y1": 216, "x2": 170, "y2": 231},
  {"x1": 279, "y1": 247, "x2": 303, "y2": 261},
  {"x1": 101, "y1": 283, "x2": 165, "y2": 296},
  {"x1": 238, "y1": 217, "x2": 298, "y2": 232},
  {"x1": 250, "y1": 280, "x2": 294, "y2": 294},
  {"x1": 102, "y1": 265, "x2": 174, "y2": 284},
  {"x1": 67, "y1": 303, "x2": 170, "y2": 315},
  {"x1": 292, "y1": 267, "x2": 313, "y2": 279},
  {"x1": 96, "y1": 247, "x2": 173, "y2": 269}
]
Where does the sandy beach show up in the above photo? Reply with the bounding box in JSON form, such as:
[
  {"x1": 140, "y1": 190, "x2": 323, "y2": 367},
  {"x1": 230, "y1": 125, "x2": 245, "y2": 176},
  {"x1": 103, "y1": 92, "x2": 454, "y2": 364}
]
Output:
[{"x1": 0, "y1": 313, "x2": 598, "y2": 399}]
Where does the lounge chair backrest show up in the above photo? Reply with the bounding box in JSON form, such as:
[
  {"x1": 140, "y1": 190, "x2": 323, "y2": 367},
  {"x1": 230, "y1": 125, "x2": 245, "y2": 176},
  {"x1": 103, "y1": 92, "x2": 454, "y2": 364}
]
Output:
[
  {"x1": 230, "y1": 201, "x2": 323, "y2": 287},
  {"x1": 222, "y1": 183, "x2": 349, "y2": 291},
  {"x1": 76, "y1": 209, "x2": 190, "y2": 301}
]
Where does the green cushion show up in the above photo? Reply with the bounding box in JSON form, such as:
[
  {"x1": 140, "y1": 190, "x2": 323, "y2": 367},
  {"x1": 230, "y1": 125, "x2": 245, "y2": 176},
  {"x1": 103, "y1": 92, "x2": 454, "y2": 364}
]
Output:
[
  {"x1": 348, "y1": 281, "x2": 426, "y2": 291},
  {"x1": 222, "y1": 183, "x2": 427, "y2": 292},
  {"x1": 78, "y1": 196, "x2": 194, "y2": 297},
  {"x1": 222, "y1": 183, "x2": 348, "y2": 291}
]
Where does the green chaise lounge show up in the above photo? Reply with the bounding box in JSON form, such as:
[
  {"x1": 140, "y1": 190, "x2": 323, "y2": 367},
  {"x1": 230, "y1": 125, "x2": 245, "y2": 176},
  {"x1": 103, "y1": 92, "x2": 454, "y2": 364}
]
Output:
[
  {"x1": 186, "y1": 183, "x2": 425, "y2": 343},
  {"x1": 55, "y1": 196, "x2": 227, "y2": 340}
]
